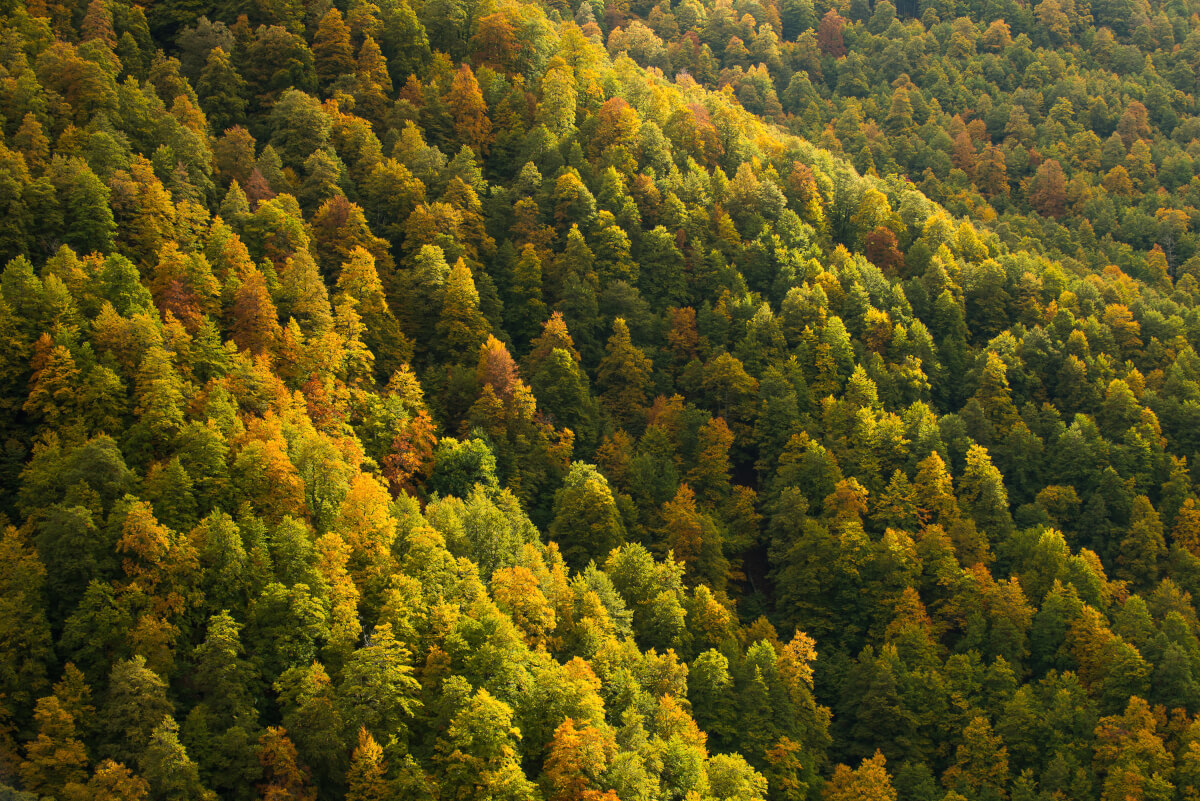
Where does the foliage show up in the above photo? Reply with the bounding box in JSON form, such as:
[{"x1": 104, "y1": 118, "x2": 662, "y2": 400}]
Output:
[{"x1": 4, "y1": 0, "x2": 1200, "y2": 799}]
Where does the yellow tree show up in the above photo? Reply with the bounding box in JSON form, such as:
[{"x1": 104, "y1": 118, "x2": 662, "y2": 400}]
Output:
[
  {"x1": 19, "y1": 695, "x2": 89, "y2": 797},
  {"x1": 65, "y1": 760, "x2": 150, "y2": 801},
  {"x1": 313, "y1": 8, "x2": 355, "y2": 90},
  {"x1": 542, "y1": 717, "x2": 618, "y2": 801},
  {"x1": 448, "y1": 65, "x2": 492, "y2": 155},
  {"x1": 823, "y1": 751, "x2": 896, "y2": 801},
  {"x1": 345, "y1": 728, "x2": 388, "y2": 801},
  {"x1": 597, "y1": 318, "x2": 652, "y2": 430}
]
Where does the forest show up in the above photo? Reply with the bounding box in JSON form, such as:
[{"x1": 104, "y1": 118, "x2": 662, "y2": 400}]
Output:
[{"x1": 1, "y1": 0, "x2": 1200, "y2": 796}]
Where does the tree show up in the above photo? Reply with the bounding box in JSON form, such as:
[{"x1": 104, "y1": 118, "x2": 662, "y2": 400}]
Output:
[
  {"x1": 240, "y1": 26, "x2": 316, "y2": 102},
  {"x1": 336, "y1": 623, "x2": 421, "y2": 748},
  {"x1": 336, "y1": 247, "x2": 411, "y2": 378},
  {"x1": 1092, "y1": 696, "x2": 1171, "y2": 801},
  {"x1": 537, "y1": 58, "x2": 578, "y2": 136},
  {"x1": 687, "y1": 417, "x2": 734, "y2": 507},
  {"x1": 824, "y1": 751, "x2": 896, "y2": 801},
  {"x1": 531, "y1": 347, "x2": 598, "y2": 451},
  {"x1": 81, "y1": 0, "x2": 116, "y2": 46},
  {"x1": 257, "y1": 727, "x2": 315, "y2": 801},
  {"x1": 943, "y1": 716, "x2": 1009, "y2": 799},
  {"x1": 549, "y1": 462, "x2": 626, "y2": 567},
  {"x1": 277, "y1": 251, "x2": 332, "y2": 336},
  {"x1": 1116, "y1": 101, "x2": 1151, "y2": 148},
  {"x1": 977, "y1": 145, "x2": 1009, "y2": 197},
  {"x1": 67, "y1": 760, "x2": 151, "y2": 801},
  {"x1": 436, "y1": 688, "x2": 537, "y2": 801},
  {"x1": 913, "y1": 452, "x2": 959, "y2": 526},
  {"x1": 354, "y1": 37, "x2": 393, "y2": 127},
  {"x1": 268, "y1": 91, "x2": 332, "y2": 171},
  {"x1": 597, "y1": 318, "x2": 652, "y2": 429},
  {"x1": 507, "y1": 244, "x2": 548, "y2": 345},
  {"x1": 362, "y1": 159, "x2": 425, "y2": 247},
  {"x1": 527, "y1": 313, "x2": 581, "y2": 370},
  {"x1": 1173, "y1": 499, "x2": 1200, "y2": 556},
  {"x1": 197, "y1": 48, "x2": 246, "y2": 132},
  {"x1": 449, "y1": 65, "x2": 492, "y2": 155},
  {"x1": 313, "y1": 9, "x2": 355, "y2": 91},
  {"x1": 107, "y1": 161, "x2": 177, "y2": 268},
  {"x1": 141, "y1": 717, "x2": 214, "y2": 801},
  {"x1": 246, "y1": 583, "x2": 330, "y2": 686},
  {"x1": 973, "y1": 353, "x2": 1020, "y2": 433},
  {"x1": 660, "y1": 484, "x2": 728, "y2": 589},
  {"x1": 310, "y1": 195, "x2": 391, "y2": 277},
  {"x1": 637, "y1": 226, "x2": 686, "y2": 309},
  {"x1": 273, "y1": 664, "x2": 344, "y2": 792},
  {"x1": 491, "y1": 566, "x2": 556, "y2": 646},
  {"x1": 20, "y1": 695, "x2": 89, "y2": 797},
  {"x1": 1118, "y1": 496, "x2": 1165, "y2": 588},
  {"x1": 436, "y1": 261, "x2": 491, "y2": 362},
  {"x1": 192, "y1": 612, "x2": 257, "y2": 726},
  {"x1": 345, "y1": 728, "x2": 388, "y2": 801},
  {"x1": 104, "y1": 656, "x2": 174, "y2": 767},
  {"x1": 231, "y1": 267, "x2": 281, "y2": 355},
  {"x1": 382, "y1": 409, "x2": 438, "y2": 497},
  {"x1": 0, "y1": 528, "x2": 52, "y2": 721},
  {"x1": 555, "y1": 233, "x2": 601, "y2": 357},
  {"x1": 542, "y1": 718, "x2": 617, "y2": 801},
  {"x1": 429, "y1": 437, "x2": 500, "y2": 498},
  {"x1": 959, "y1": 445, "x2": 1013, "y2": 539},
  {"x1": 1028, "y1": 159, "x2": 1067, "y2": 218},
  {"x1": 817, "y1": 10, "x2": 847, "y2": 57},
  {"x1": 51, "y1": 157, "x2": 116, "y2": 254}
]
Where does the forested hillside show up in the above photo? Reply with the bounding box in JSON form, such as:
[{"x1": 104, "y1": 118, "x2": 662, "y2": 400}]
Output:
[{"x1": 2, "y1": 0, "x2": 1200, "y2": 797}]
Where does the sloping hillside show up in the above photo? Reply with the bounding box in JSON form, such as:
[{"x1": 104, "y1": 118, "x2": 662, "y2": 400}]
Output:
[{"x1": 2, "y1": 0, "x2": 1200, "y2": 798}]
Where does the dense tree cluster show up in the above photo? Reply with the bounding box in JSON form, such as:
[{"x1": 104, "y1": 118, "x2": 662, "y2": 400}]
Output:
[
  {"x1": 601, "y1": 0, "x2": 1200, "y2": 286},
  {"x1": 2, "y1": 0, "x2": 1200, "y2": 798}
]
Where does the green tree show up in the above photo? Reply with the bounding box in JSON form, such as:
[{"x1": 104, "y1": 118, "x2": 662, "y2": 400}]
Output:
[
  {"x1": 549, "y1": 462, "x2": 627, "y2": 567},
  {"x1": 141, "y1": 717, "x2": 214, "y2": 801},
  {"x1": 429, "y1": 437, "x2": 500, "y2": 498},
  {"x1": 192, "y1": 612, "x2": 258, "y2": 725},
  {"x1": 336, "y1": 623, "x2": 420, "y2": 750},
  {"x1": 531, "y1": 347, "x2": 598, "y2": 452},
  {"x1": 1117, "y1": 496, "x2": 1165, "y2": 589},
  {"x1": 0, "y1": 528, "x2": 53, "y2": 720},
  {"x1": 274, "y1": 663, "x2": 345, "y2": 793},
  {"x1": 51, "y1": 157, "x2": 116, "y2": 254},
  {"x1": 436, "y1": 261, "x2": 491, "y2": 363},
  {"x1": 637, "y1": 225, "x2": 686, "y2": 309},
  {"x1": 436, "y1": 688, "x2": 537, "y2": 801},
  {"x1": 336, "y1": 247, "x2": 411, "y2": 378},
  {"x1": 246, "y1": 583, "x2": 330, "y2": 686},
  {"x1": 268, "y1": 91, "x2": 332, "y2": 172},
  {"x1": 103, "y1": 656, "x2": 173, "y2": 767},
  {"x1": 959, "y1": 445, "x2": 1013, "y2": 539},
  {"x1": 240, "y1": 26, "x2": 316, "y2": 101},
  {"x1": 196, "y1": 48, "x2": 246, "y2": 132},
  {"x1": 506, "y1": 244, "x2": 548, "y2": 345}
]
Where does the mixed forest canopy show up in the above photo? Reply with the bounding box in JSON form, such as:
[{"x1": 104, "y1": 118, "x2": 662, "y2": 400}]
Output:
[{"x1": 3, "y1": 0, "x2": 1200, "y2": 796}]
